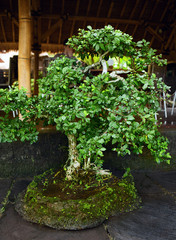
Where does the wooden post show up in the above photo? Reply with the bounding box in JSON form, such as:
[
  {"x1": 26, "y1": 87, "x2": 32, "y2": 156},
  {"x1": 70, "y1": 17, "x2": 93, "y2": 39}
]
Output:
[
  {"x1": 33, "y1": 49, "x2": 40, "y2": 95},
  {"x1": 31, "y1": 0, "x2": 41, "y2": 95},
  {"x1": 18, "y1": 0, "x2": 32, "y2": 96}
]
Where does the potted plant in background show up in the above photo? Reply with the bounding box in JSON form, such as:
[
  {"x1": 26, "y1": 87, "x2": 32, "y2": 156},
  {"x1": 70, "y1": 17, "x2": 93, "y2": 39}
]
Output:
[{"x1": 0, "y1": 25, "x2": 170, "y2": 230}]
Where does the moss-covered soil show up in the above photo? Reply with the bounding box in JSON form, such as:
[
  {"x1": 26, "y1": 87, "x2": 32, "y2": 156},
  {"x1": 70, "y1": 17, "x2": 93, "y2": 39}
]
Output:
[{"x1": 16, "y1": 169, "x2": 141, "y2": 230}]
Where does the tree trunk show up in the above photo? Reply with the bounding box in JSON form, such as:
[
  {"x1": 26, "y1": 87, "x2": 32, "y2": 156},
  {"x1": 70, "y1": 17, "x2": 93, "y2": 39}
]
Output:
[{"x1": 66, "y1": 134, "x2": 80, "y2": 180}]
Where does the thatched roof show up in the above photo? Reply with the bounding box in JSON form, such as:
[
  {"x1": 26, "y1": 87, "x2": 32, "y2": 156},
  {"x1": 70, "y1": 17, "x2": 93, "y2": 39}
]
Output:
[{"x1": 0, "y1": 0, "x2": 176, "y2": 60}]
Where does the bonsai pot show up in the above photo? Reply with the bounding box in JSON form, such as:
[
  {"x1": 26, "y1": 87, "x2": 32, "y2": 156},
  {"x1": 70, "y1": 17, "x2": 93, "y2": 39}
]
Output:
[{"x1": 15, "y1": 169, "x2": 141, "y2": 230}]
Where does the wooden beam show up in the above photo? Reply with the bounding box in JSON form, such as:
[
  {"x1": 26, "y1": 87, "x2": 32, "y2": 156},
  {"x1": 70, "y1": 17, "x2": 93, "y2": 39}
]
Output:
[
  {"x1": 0, "y1": 42, "x2": 18, "y2": 51},
  {"x1": 41, "y1": 14, "x2": 165, "y2": 27},
  {"x1": 0, "y1": 17, "x2": 7, "y2": 42},
  {"x1": 41, "y1": 43, "x2": 63, "y2": 52},
  {"x1": 18, "y1": 0, "x2": 32, "y2": 96},
  {"x1": 42, "y1": 19, "x2": 63, "y2": 41}
]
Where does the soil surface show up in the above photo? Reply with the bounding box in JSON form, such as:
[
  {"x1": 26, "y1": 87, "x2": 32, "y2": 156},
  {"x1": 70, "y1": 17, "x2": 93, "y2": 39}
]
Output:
[{"x1": 0, "y1": 170, "x2": 176, "y2": 240}]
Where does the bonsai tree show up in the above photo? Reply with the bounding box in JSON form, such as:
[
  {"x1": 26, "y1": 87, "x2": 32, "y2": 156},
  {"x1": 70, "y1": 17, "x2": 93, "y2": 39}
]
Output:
[
  {"x1": 0, "y1": 25, "x2": 170, "y2": 177},
  {"x1": 0, "y1": 25, "x2": 170, "y2": 229}
]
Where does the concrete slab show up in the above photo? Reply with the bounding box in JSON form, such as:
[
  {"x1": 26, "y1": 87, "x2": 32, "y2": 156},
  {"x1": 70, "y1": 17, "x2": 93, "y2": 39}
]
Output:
[
  {"x1": 0, "y1": 179, "x2": 12, "y2": 209},
  {"x1": 9, "y1": 179, "x2": 31, "y2": 202},
  {"x1": 105, "y1": 171, "x2": 176, "y2": 240},
  {"x1": 105, "y1": 197, "x2": 176, "y2": 240},
  {"x1": 0, "y1": 171, "x2": 176, "y2": 240},
  {"x1": 0, "y1": 206, "x2": 109, "y2": 240}
]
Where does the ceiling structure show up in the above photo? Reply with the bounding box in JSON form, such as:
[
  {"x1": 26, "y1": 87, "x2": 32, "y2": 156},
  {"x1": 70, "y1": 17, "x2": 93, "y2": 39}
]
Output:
[{"x1": 0, "y1": 0, "x2": 176, "y2": 61}]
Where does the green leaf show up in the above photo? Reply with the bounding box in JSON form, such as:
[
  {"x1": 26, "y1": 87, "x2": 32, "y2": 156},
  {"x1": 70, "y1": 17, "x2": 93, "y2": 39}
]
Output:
[{"x1": 83, "y1": 110, "x2": 88, "y2": 117}]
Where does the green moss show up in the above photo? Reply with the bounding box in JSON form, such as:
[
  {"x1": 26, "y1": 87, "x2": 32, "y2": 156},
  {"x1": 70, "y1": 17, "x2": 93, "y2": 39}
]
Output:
[{"x1": 16, "y1": 169, "x2": 141, "y2": 230}]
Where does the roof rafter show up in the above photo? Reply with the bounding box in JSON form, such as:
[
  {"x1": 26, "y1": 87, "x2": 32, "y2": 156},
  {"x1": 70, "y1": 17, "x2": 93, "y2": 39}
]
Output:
[
  {"x1": 165, "y1": 23, "x2": 176, "y2": 50},
  {"x1": 150, "y1": 0, "x2": 159, "y2": 19},
  {"x1": 0, "y1": 17, "x2": 7, "y2": 42},
  {"x1": 105, "y1": 1, "x2": 114, "y2": 25},
  {"x1": 9, "y1": 0, "x2": 15, "y2": 42},
  {"x1": 142, "y1": 0, "x2": 160, "y2": 42},
  {"x1": 150, "y1": 0, "x2": 172, "y2": 47},
  {"x1": 47, "y1": 0, "x2": 53, "y2": 44},
  {"x1": 93, "y1": 0, "x2": 103, "y2": 28},
  {"x1": 132, "y1": 0, "x2": 148, "y2": 37},
  {"x1": 70, "y1": 0, "x2": 80, "y2": 37},
  {"x1": 146, "y1": 26, "x2": 164, "y2": 42},
  {"x1": 42, "y1": 14, "x2": 166, "y2": 27},
  {"x1": 4, "y1": 10, "x2": 19, "y2": 27},
  {"x1": 69, "y1": 16, "x2": 140, "y2": 25},
  {"x1": 37, "y1": 16, "x2": 41, "y2": 44},
  {"x1": 12, "y1": 22, "x2": 15, "y2": 42},
  {"x1": 170, "y1": 28, "x2": 176, "y2": 51},
  {"x1": 83, "y1": 0, "x2": 92, "y2": 29},
  {"x1": 123, "y1": 0, "x2": 140, "y2": 33},
  {"x1": 115, "y1": 0, "x2": 128, "y2": 30},
  {"x1": 120, "y1": 0, "x2": 128, "y2": 18},
  {"x1": 42, "y1": 18, "x2": 63, "y2": 42},
  {"x1": 58, "y1": 0, "x2": 65, "y2": 44}
]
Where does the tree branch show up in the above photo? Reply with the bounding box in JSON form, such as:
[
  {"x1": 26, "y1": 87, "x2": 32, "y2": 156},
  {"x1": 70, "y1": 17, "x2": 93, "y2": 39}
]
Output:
[{"x1": 83, "y1": 51, "x2": 109, "y2": 73}]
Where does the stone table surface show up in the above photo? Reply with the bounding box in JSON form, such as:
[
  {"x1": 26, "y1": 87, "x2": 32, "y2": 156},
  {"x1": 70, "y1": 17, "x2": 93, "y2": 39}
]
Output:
[{"x1": 0, "y1": 171, "x2": 176, "y2": 240}]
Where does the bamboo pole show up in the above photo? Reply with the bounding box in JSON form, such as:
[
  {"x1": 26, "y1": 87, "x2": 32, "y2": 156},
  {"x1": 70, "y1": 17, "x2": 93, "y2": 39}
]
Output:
[{"x1": 18, "y1": 0, "x2": 32, "y2": 96}]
